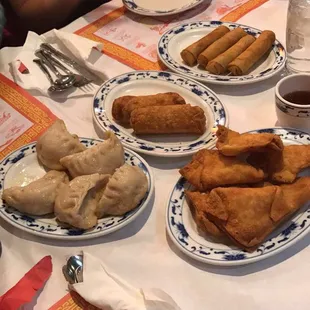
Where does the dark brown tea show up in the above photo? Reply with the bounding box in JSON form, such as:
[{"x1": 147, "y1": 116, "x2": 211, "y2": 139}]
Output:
[{"x1": 283, "y1": 91, "x2": 310, "y2": 105}]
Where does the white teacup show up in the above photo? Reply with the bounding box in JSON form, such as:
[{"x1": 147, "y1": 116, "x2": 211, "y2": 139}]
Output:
[{"x1": 275, "y1": 74, "x2": 310, "y2": 130}]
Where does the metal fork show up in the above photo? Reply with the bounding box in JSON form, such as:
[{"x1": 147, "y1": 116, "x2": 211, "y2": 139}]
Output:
[{"x1": 38, "y1": 49, "x2": 93, "y2": 88}]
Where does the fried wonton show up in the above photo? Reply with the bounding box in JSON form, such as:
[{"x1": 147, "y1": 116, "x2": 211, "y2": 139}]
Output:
[
  {"x1": 179, "y1": 149, "x2": 265, "y2": 190},
  {"x1": 216, "y1": 125, "x2": 283, "y2": 156},
  {"x1": 248, "y1": 145, "x2": 310, "y2": 183},
  {"x1": 203, "y1": 177, "x2": 310, "y2": 251},
  {"x1": 185, "y1": 191, "x2": 224, "y2": 238}
]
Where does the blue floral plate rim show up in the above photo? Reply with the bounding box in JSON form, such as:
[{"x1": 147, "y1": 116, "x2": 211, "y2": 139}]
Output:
[
  {"x1": 158, "y1": 21, "x2": 286, "y2": 85},
  {"x1": 122, "y1": 0, "x2": 204, "y2": 16},
  {"x1": 166, "y1": 127, "x2": 310, "y2": 266},
  {"x1": 0, "y1": 138, "x2": 154, "y2": 240},
  {"x1": 92, "y1": 70, "x2": 228, "y2": 157}
]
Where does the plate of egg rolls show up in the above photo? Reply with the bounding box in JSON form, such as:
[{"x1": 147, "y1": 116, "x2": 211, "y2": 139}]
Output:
[
  {"x1": 167, "y1": 126, "x2": 310, "y2": 265},
  {"x1": 93, "y1": 70, "x2": 228, "y2": 156},
  {"x1": 158, "y1": 21, "x2": 286, "y2": 85}
]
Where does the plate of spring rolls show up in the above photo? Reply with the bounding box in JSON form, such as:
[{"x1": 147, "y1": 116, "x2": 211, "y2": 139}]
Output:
[
  {"x1": 93, "y1": 70, "x2": 228, "y2": 157},
  {"x1": 0, "y1": 120, "x2": 154, "y2": 240},
  {"x1": 123, "y1": 0, "x2": 205, "y2": 16},
  {"x1": 158, "y1": 21, "x2": 286, "y2": 85},
  {"x1": 167, "y1": 126, "x2": 310, "y2": 265}
]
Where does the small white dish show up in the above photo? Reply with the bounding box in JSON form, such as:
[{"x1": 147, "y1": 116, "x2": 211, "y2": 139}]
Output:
[
  {"x1": 166, "y1": 128, "x2": 310, "y2": 266},
  {"x1": 0, "y1": 138, "x2": 154, "y2": 240},
  {"x1": 92, "y1": 71, "x2": 228, "y2": 157},
  {"x1": 123, "y1": 0, "x2": 204, "y2": 16},
  {"x1": 158, "y1": 21, "x2": 286, "y2": 85},
  {"x1": 275, "y1": 74, "x2": 310, "y2": 130}
]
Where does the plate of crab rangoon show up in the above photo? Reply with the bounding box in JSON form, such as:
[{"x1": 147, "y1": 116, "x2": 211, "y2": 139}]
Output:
[
  {"x1": 167, "y1": 125, "x2": 310, "y2": 266},
  {"x1": 0, "y1": 119, "x2": 154, "y2": 240}
]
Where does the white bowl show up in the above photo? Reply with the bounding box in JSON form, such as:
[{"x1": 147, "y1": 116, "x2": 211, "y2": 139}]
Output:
[{"x1": 275, "y1": 74, "x2": 310, "y2": 130}]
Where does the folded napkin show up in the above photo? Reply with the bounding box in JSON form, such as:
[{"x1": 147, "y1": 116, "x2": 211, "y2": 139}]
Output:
[
  {"x1": 9, "y1": 30, "x2": 107, "y2": 98},
  {"x1": 70, "y1": 252, "x2": 182, "y2": 310},
  {"x1": 0, "y1": 256, "x2": 53, "y2": 310}
]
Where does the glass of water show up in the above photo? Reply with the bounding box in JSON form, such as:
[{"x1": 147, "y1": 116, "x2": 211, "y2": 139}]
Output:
[{"x1": 286, "y1": 0, "x2": 310, "y2": 73}]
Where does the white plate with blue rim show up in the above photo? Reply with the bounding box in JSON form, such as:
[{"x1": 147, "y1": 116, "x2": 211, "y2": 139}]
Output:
[
  {"x1": 158, "y1": 21, "x2": 286, "y2": 85},
  {"x1": 0, "y1": 138, "x2": 154, "y2": 240},
  {"x1": 92, "y1": 70, "x2": 228, "y2": 157},
  {"x1": 122, "y1": 0, "x2": 204, "y2": 16},
  {"x1": 166, "y1": 128, "x2": 310, "y2": 266}
]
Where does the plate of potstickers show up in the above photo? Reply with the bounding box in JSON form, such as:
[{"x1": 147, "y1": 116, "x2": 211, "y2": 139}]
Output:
[
  {"x1": 158, "y1": 21, "x2": 286, "y2": 85},
  {"x1": 0, "y1": 120, "x2": 154, "y2": 240},
  {"x1": 122, "y1": 0, "x2": 205, "y2": 16},
  {"x1": 93, "y1": 71, "x2": 228, "y2": 157},
  {"x1": 167, "y1": 126, "x2": 310, "y2": 266}
]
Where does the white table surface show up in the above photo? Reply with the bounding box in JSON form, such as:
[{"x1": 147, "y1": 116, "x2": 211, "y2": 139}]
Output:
[{"x1": 1, "y1": 1, "x2": 310, "y2": 310}]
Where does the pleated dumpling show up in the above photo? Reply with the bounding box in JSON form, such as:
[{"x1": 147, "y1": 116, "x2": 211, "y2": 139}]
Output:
[
  {"x1": 54, "y1": 173, "x2": 110, "y2": 229},
  {"x1": 96, "y1": 164, "x2": 148, "y2": 217},
  {"x1": 36, "y1": 120, "x2": 86, "y2": 170},
  {"x1": 60, "y1": 131, "x2": 125, "y2": 178},
  {"x1": 2, "y1": 170, "x2": 69, "y2": 215}
]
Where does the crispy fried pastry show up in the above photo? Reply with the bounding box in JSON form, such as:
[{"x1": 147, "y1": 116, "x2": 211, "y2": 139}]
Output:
[
  {"x1": 112, "y1": 92, "x2": 186, "y2": 124},
  {"x1": 131, "y1": 104, "x2": 206, "y2": 135},
  {"x1": 216, "y1": 125, "x2": 283, "y2": 156},
  {"x1": 179, "y1": 149, "x2": 265, "y2": 190},
  {"x1": 204, "y1": 177, "x2": 310, "y2": 251},
  {"x1": 270, "y1": 145, "x2": 310, "y2": 183},
  {"x1": 248, "y1": 145, "x2": 310, "y2": 183},
  {"x1": 185, "y1": 191, "x2": 224, "y2": 238}
]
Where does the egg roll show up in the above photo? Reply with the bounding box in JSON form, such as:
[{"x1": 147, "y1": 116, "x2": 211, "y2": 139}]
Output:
[
  {"x1": 112, "y1": 95, "x2": 135, "y2": 122},
  {"x1": 216, "y1": 125, "x2": 283, "y2": 156},
  {"x1": 204, "y1": 177, "x2": 310, "y2": 251},
  {"x1": 179, "y1": 149, "x2": 265, "y2": 191},
  {"x1": 130, "y1": 104, "x2": 206, "y2": 135},
  {"x1": 197, "y1": 27, "x2": 247, "y2": 67},
  {"x1": 206, "y1": 35, "x2": 256, "y2": 75},
  {"x1": 228, "y1": 30, "x2": 276, "y2": 76},
  {"x1": 112, "y1": 92, "x2": 186, "y2": 124},
  {"x1": 180, "y1": 25, "x2": 230, "y2": 66}
]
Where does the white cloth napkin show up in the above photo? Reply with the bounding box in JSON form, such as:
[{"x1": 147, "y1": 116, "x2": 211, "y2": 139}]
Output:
[
  {"x1": 9, "y1": 30, "x2": 107, "y2": 98},
  {"x1": 70, "y1": 252, "x2": 182, "y2": 310}
]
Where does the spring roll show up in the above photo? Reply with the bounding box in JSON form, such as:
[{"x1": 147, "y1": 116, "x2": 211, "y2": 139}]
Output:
[
  {"x1": 197, "y1": 27, "x2": 247, "y2": 67},
  {"x1": 206, "y1": 35, "x2": 256, "y2": 74},
  {"x1": 112, "y1": 96, "x2": 135, "y2": 121},
  {"x1": 180, "y1": 25, "x2": 230, "y2": 66},
  {"x1": 112, "y1": 92, "x2": 186, "y2": 124},
  {"x1": 130, "y1": 104, "x2": 206, "y2": 135},
  {"x1": 228, "y1": 30, "x2": 276, "y2": 76}
]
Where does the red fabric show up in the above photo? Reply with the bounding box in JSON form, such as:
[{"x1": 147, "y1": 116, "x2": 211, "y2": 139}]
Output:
[{"x1": 0, "y1": 256, "x2": 53, "y2": 310}]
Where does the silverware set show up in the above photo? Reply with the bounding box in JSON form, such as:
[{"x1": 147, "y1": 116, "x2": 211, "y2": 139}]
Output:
[
  {"x1": 33, "y1": 43, "x2": 95, "y2": 93},
  {"x1": 63, "y1": 254, "x2": 83, "y2": 284}
]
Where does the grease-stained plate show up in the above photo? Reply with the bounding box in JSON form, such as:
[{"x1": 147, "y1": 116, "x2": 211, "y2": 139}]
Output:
[
  {"x1": 123, "y1": 0, "x2": 205, "y2": 16},
  {"x1": 166, "y1": 128, "x2": 310, "y2": 266},
  {"x1": 158, "y1": 21, "x2": 286, "y2": 85},
  {"x1": 0, "y1": 138, "x2": 154, "y2": 240},
  {"x1": 92, "y1": 71, "x2": 228, "y2": 157}
]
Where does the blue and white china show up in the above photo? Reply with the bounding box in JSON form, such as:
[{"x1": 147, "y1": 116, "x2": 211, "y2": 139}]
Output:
[
  {"x1": 166, "y1": 128, "x2": 310, "y2": 266},
  {"x1": 123, "y1": 0, "x2": 204, "y2": 16},
  {"x1": 0, "y1": 138, "x2": 154, "y2": 240},
  {"x1": 158, "y1": 21, "x2": 286, "y2": 85},
  {"x1": 275, "y1": 74, "x2": 310, "y2": 130},
  {"x1": 92, "y1": 71, "x2": 228, "y2": 157}
]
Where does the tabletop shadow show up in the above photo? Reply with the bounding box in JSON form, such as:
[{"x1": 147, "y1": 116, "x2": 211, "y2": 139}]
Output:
[
  {"x1": 165, "y1": 230, "x2": 310, "y2": 276},
  {"x1": 0, "y1": 191, "x2": 155, "y2": 248},
  {"x1": 208, "y1": 71, "x2": 284, "y2": 98}
]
